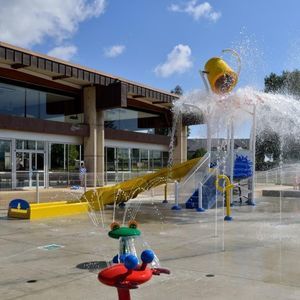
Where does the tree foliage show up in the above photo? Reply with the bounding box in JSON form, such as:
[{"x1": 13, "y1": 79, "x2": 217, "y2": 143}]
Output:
[
  {"x1": 264, "y1": 70, "x2": 300, "y2": 98},
  {"x1": 188, "y1": 148, "x2": 207, "y2": 160},
  {"x1": 171, "y1": 85, "x2": 183, "y2": 96},
  {"x1": 170, "y1": 84, "x2": 191, "y2": 137},
  {"x1": 261, "y1": 69, "x2": 300, "y2": 169},
  {"x1": 256, "y1": 130, "x2": 281, "y2": 171}
]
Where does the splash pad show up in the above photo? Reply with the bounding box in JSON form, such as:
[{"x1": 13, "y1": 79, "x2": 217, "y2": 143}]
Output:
[{"x1": 96, "y1": 50, "x2": 247, "y2": 299}]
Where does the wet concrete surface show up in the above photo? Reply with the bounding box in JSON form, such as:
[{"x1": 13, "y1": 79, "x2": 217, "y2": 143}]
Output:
[{"x1": 1, "y1": 193, "x2": 300, "y2": 299}]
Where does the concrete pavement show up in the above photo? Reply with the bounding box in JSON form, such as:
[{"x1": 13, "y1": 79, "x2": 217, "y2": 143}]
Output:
[{"x1": 1, "y1": 191, "x2": 300, "y2": 299}]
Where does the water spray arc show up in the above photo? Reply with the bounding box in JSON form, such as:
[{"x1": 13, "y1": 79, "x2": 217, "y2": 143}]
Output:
[{"x1": 177, "y1": 49, "x2": 255, "y2": 215}]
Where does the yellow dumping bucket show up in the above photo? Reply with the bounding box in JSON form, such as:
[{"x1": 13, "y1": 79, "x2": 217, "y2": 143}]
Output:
[{"x1": 204, "y1": 57, "x2": 238, "y2": 94}]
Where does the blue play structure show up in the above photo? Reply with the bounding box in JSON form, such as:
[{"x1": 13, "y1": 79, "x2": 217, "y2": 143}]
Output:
[
  {"x1": 185, "y1": 175, "x2": 216, "y2": 210},
  {"x1": 185, "y1": 154, "x2": 253, "y2": 210},
  {"x1": 233, "y1": 155, "x2": 253, "y2": 180}
]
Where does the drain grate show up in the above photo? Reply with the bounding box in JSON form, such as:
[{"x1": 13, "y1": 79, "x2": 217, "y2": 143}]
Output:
[
  {"x1": 206, "y1": 274, "x2": 215, "y2": 277},
  {"x1": 26, "y1": 280, "x2": 37, "y2": 283},
  {"x1": 38, "y1": 244, "x2": 64, "y2": 251}
]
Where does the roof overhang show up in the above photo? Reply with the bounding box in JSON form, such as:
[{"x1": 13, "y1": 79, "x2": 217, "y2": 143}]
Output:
[{"x1": 0, "y1": 41, "x2": 178, "y2": 110}]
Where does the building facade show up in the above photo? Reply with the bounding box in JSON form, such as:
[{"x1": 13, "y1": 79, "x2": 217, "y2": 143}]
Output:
[{"x1": 0, "y1": 42, "x2": 188, "y2": 190}]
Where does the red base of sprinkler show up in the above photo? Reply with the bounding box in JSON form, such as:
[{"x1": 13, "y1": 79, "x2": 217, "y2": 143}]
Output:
[
  {"x1": 99, "y1": 263, "x2": 154, "y2": 287},
  {"x1": 98, "y1": 250, "x2": 170, "y2": 300}
]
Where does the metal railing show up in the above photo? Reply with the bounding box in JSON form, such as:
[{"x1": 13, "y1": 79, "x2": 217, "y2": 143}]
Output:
[
  {"x1": 0, "y1": 172, "x2": 12, "y2": 190},
  {"x1": 0, "y1": 170, "x2": 160, "y2": 191},
  {"x1": 256, "y1": 163, "x2": 300, "y2": 186},
  {"x1": 174, "y1": 153, "x2": 211, "y2": 208}
]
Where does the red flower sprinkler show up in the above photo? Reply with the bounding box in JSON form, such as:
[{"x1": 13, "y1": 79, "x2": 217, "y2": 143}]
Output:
[{"x1": 98, "y1": 249, "x2": 170, "y2": 300}]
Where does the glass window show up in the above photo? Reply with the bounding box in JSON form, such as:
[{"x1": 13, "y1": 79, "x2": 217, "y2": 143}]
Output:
[
  {"x1": 50, "y1": 143, "x2": 82, "y2": 172},
  {"x1": 151, "y1": 150, "x2": 162, "y2": 171},
  {"x1": 48, "y1": 143, "x2": 82, "y2": 187},
  {"x1": 40, "y1": 91, "x2": 80, "y2": 122},
  {"x1": 104, "y1": 108, "x2": 161, "y2": 134},
  {"x1": 0, "y1": 139, "x2": 12, "y2": 189},
  {"x1": 0, "y1": 82, "x2": 25, "y2": 117},
  {"x1": 131, "y1": 148, "x2": 140, "y2": 171},
  {"x1": 140, "y1": 149, "x2": 149, "y2": 171},
  {"x1": 25, "y1": 89, "x2": 39, "y2": 118},
  {"x1": 68, "y1": 144, "x2": 80, "y2": 172},
  {"x1": 0, "y1": 81, "x2": 82, "y2": 124},
  {"x1": 32, "y1": 153, "x2": 44, "y2": 171},
  {"x1": 24, "y1": 140, "x2": 36, "y2": 150},
  {"x1": 16, "y1": 140, "x2": 23, "y2": 150},
  {"x1": 162, "y1": 151, "x2": 169, "y2": 167},
  {"x1": 37, "y1": 141, "x2": 44, "y2": 150},
  {"x1": 16, "y1": 152, "x2": 29, "y2": 171},
  {"x1": 16, "y1": 139, "x2": 36, "y2": 150},
  {"x1": 117, "y1": 148, "x2": 130, "y2": 171},
  {"x1": 106, "y1": 147, "x2": 116, "y2": 171},
  {"x1": 39, "y1": 91, "x2": 65, "y2": 122},
  {"x1": 50, "y1": 144, "x2": 65, "y2": 171},
  {"x1": 0, "y1": 140, "x2": 11, "y2": 171}
]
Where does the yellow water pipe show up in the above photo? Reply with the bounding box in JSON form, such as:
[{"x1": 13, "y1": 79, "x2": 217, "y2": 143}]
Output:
[{"x1": 216, "y1": 174, "x2": 234, "y2": 221}]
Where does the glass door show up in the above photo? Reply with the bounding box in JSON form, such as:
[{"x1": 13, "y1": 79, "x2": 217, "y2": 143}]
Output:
[
  {"x1": 16, "y1": 152, "x2": 44, "y2": 187},
  {"x1": 16, "y1": 152, "x2": 29, "y2": 188},
  {"x1": 32, "y1": 152, "x2": 44, "y2": 187}
]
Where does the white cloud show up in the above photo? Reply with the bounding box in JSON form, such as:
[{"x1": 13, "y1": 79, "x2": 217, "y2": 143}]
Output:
[
  {"x1": 104, "y1": 45, "x2": 126, "y2": 58},
  {"x1": 169, "y1": 1, "x2": 221, "y2": 22},
  {"x1": 0, "y1": 0, "x2": 106, "y2": 48},
  {"x1": 47, "y1": 45, "x2": 77, "y2": 61},
  {"x1": 154, "y1": 44, "x2": 193, "y2": 78}
]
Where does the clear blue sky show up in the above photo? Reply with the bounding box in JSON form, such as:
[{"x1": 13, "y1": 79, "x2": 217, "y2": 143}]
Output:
[{"x1": 1, "y1": 0, "x2": 300, "y2": 136}]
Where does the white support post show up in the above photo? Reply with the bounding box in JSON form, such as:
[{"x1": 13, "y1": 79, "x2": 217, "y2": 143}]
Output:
[
  {"x1": 207, "y1": 120, "x2": 212, "y2": 167},
  {"x1": 200, "y1": 71, "x2": 210, "y2": 92},
  {"x1": 199, "y1": 70, "x2": 212, "y2": 168},
  {"x1": 171, "y1": 181, "x2": 181, "y2": 210},
  {"x1": 229, "y1": 120, "x2": 235, "y2": 204},
  {"x1": 197, "y1": 182, "x2": 205, "y2": 212},
  {"x1": 248, "y1": 105, "x2": 256, "y2": 205}
]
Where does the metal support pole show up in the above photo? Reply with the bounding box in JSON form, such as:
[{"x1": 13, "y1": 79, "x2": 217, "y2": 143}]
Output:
[
  {"x1": 162, "y1": 183, "x2": 168, "y2": 203},
  {"x1": 200, "y1": 70, "x2": 211, "y2": 168},
  {"x1": 84, "y1": 173, "x2": 87, "y2": 193},
  {"x1": 229, "y1": 120, "x2": 235, "y2": 204},
  {"x1": 196, "y1": 182, "x2": 205, "y2": 212},
  {"x1": 36, "y1": 173, "x2": 40, "y2": 204},
  {"x1": 200, "y1": 71, "x2": 210, "y2": 93},
  {"x1": 171, "y1": 181, "x2": 181, "y2": 210},
  {"x1": 207, "y1": 120, "x2": 212, "y2": 167},
  {"x1": 248, "y1": 105, "x2": 256, "y2": 206}
]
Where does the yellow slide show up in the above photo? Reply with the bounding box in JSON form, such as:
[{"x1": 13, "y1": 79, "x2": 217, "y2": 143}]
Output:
[
  {"x1": 81, "y1": 157, "x2": 201, "y2": 211},
  {"x1": 8, "y1": 158, "x2": 200, "y2": 220}
]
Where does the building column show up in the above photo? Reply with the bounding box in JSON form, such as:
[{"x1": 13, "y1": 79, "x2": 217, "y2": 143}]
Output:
[
  {"x1": 173, "y1": 115, "x2": 187, "y2": 165},
  {"x1": 96, "y1": 110, "x2": 105, "y2": 187},
  {"x1": 83, "y1": 86, "x2": 105, "y2": 187}
]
